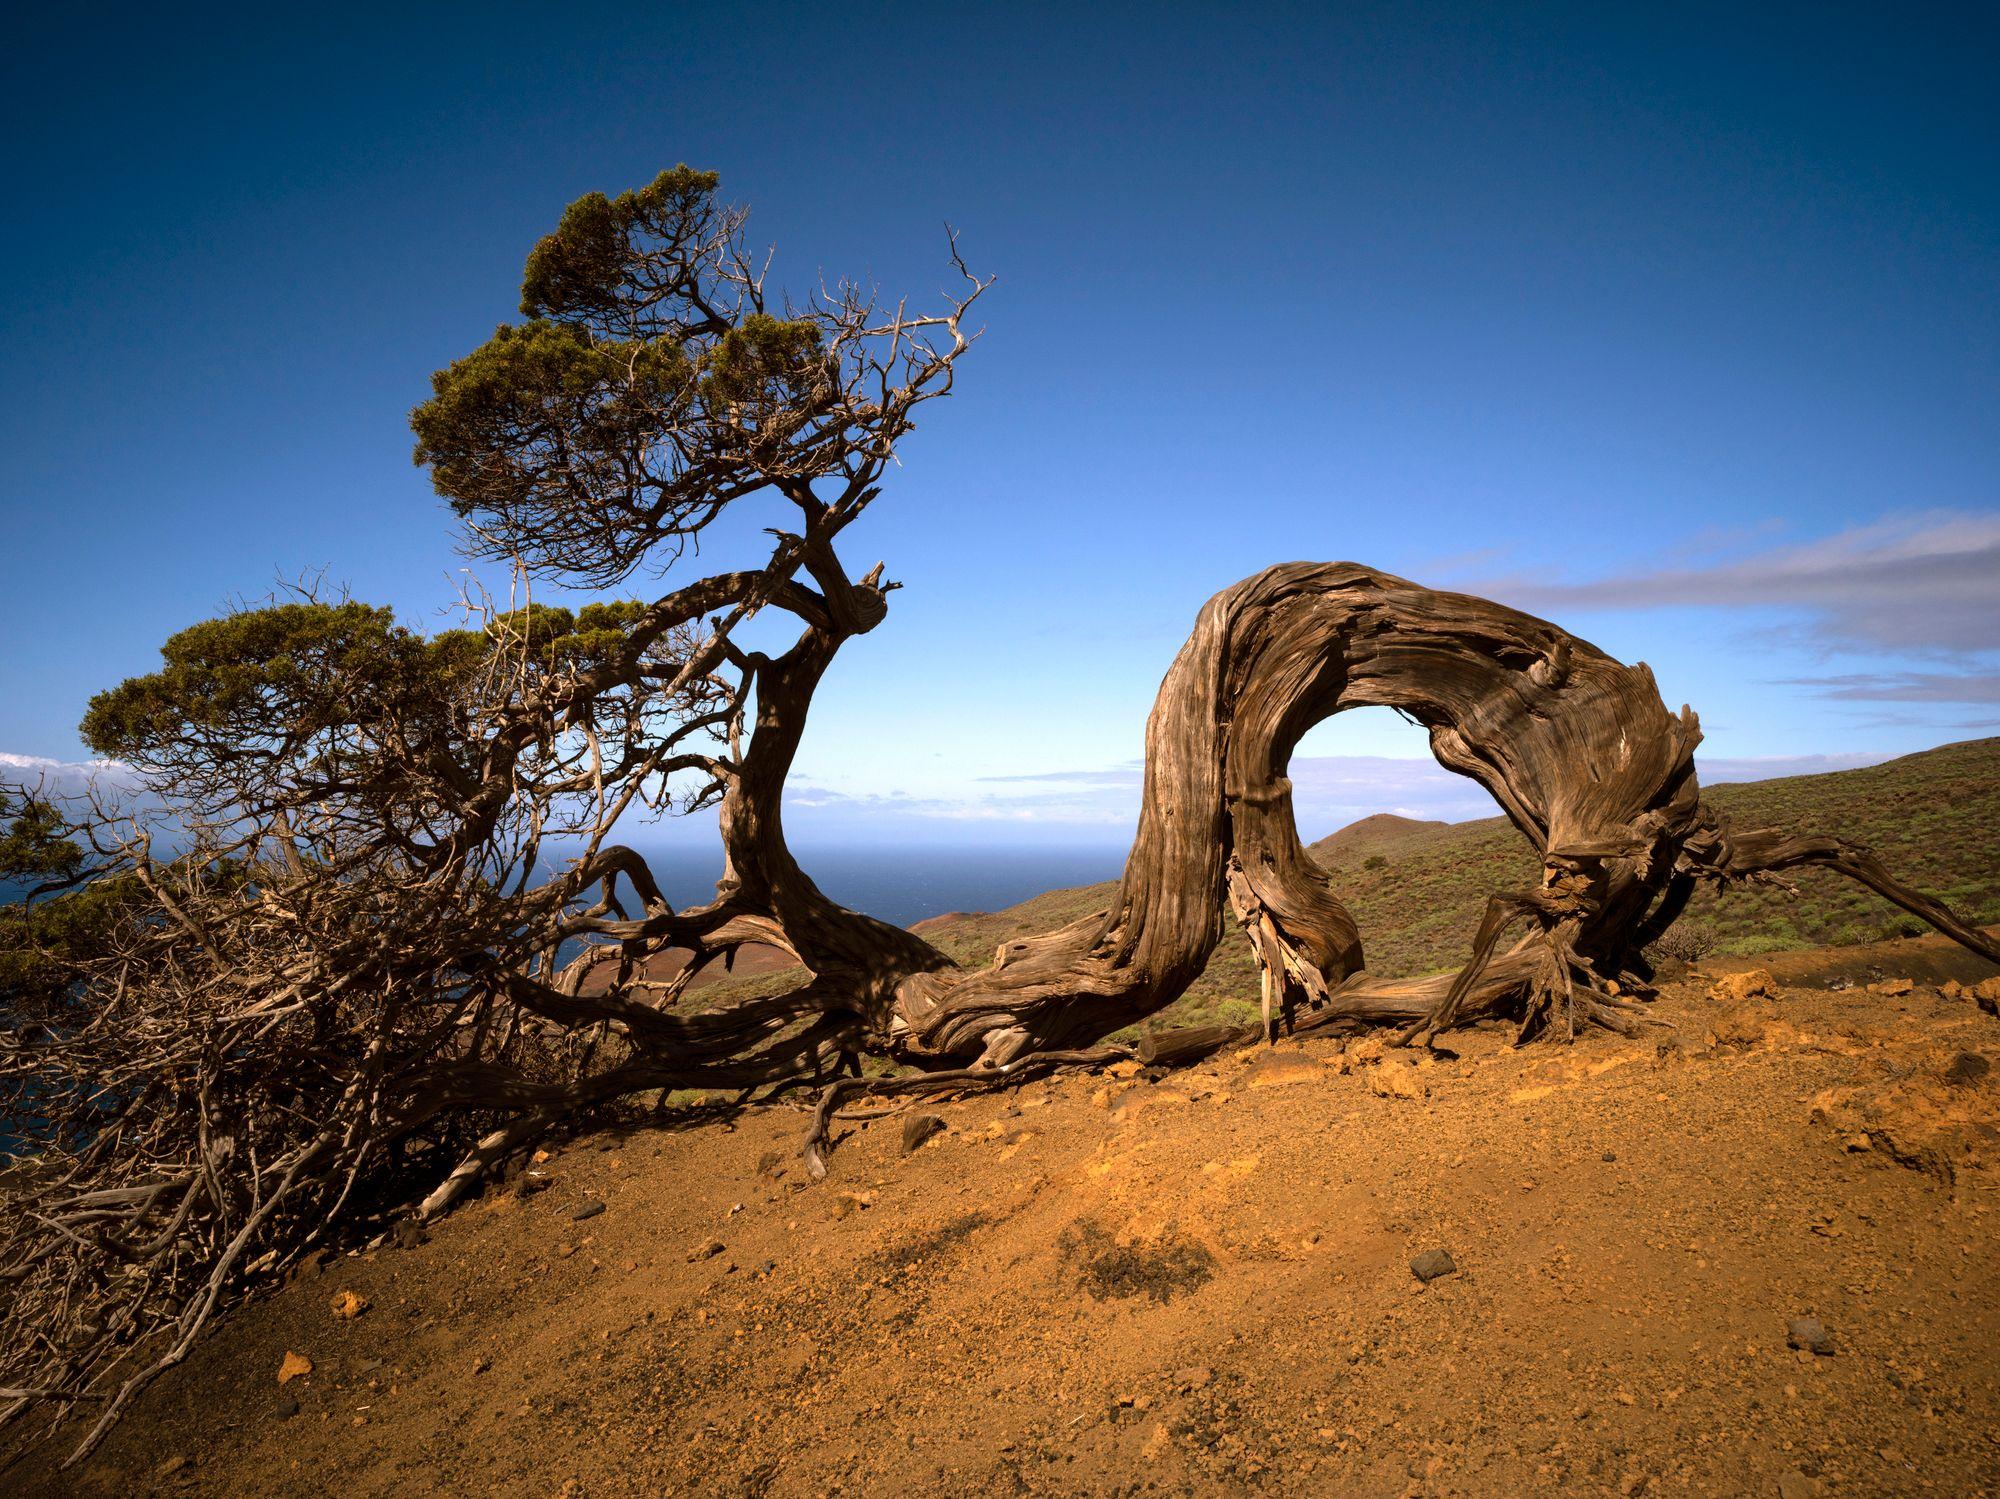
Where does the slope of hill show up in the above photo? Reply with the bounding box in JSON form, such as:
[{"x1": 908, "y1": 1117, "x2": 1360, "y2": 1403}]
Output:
[
  {"x1": 38, "y1": 957, "x2": 2000, "y2": 1497},
  {"x1": 1305, "y1": 736, "x2": 2000, "y2": 980},
  {"x1": 1306, "y1": 812, "x2": 1450, "y2": 864}
]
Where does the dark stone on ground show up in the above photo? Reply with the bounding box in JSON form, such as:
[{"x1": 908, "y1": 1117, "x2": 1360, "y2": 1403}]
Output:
[
  {"x1": 571, "y1": 1200, "x2": 606, "y2": 1222},
  {"x1": 1787, "y1": 1316, "x2": 1835, "y2": 1355},
  {"x1": 1410, "y1": 1248, "x2": 1458, "y2": 1283},
  {"x1": 1945, "y1": 1052, "x2": 1991, "y2": 1087}
]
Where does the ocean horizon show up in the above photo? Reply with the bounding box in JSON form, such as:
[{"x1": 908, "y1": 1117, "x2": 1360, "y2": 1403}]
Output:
[{"x1": 570, "y1": 841, "x2": 1130, "y2": 928}]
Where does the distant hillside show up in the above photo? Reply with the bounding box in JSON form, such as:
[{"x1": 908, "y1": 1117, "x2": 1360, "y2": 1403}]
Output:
[
  {"x1": 1309, "y1": 736, "x2": 2000, "y2": 978},
  {"x1": 1308, "y1": 812, "x2": 1449, "y2": 864},
  {"x1": 693, "y1": 739, "x2": 2000, "y2": 1038}
]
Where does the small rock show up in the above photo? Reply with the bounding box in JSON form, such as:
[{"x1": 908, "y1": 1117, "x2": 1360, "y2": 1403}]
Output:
[
  {"x1": 1973, "y1": 976, "x2": 2000, "y2": 1010},
  {"x1": 1245, "y1": 1054, "x2": 1323, "y2": 1090},
  {"x1": 1945, "y1": 1051, "x2": 1991, "y2": 1087},
  {"x1": 276, "y1": 1396, "x2": 300, "y2": 1419},
  {"x1": 329, "y1": 1289, "x2": 369, "y2": 1320},
  {"x1": 830, "y1": 1189, "x2": 878, "y2": 1221},
  {"x1": 294, "y1": 1248, "x2": 333, "y2": 1281},
  {"x1": 1776, "y1": 1470, "x2": 1825, "y2": 1498},
  {"x1": 1941, "y1": 979, "x2": 1966, "y2": 1001},
  {"x1": 1709, "y1": 969, "x2": 1777, "y2": 1004},
  {"x1": 1602, "y1": 1151, "x2": 1617, "y2": 1163},
  {"x1": 1410, "y1": 1249, "x2": 1458, "y2": 1283},
  {"x1": 472, "y1": 1354, "x2": 491, "y2": 1375},
  {"x1": 513, "y1": 1171, "x2": 551, "y2": 1198},
  {"x1": 902, "y1": 1114, "x2": 947, "y2": 1153},
  {"x1": 1340, "y1": 1037, "x2": 1387, "y2": 1073},
  {"x1": 276, "y1": 1349, "x2": 313, "y2": 1385},
  {"x1": 687, "y1": 1239, "x2": 726, "y2": 1262},
  {"x1": 571, "y1": 1200, "x2": 607, "y2": 1222},
  {"x1": 757, "y1": 1259, "x2": 777, "y2": 1276},
  {"x1": 1843, "y1": 1133, "x2": 1873, "y2": 1153},
  {"x1": 1176, "y1": 1365, "x2": 1213, "y2": 1390},
  {"x1": 156, "y1": 1454, "x2": 190, "y2": 1478},
  {"x1": 1786, "y1": 1316, "x2": 1835, "y2": 1355},
  {"x1": 1369, "y1": 1066, "x2": 1428, "y2": 1101},
  {"x1": 1867, "y1": 977, "x2": 1914, "y2": 997}
]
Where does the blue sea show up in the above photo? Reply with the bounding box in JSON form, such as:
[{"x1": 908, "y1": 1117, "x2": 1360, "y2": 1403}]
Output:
[{"x1": 577, "y1": 842, "x2": 1127, "y2": 927}]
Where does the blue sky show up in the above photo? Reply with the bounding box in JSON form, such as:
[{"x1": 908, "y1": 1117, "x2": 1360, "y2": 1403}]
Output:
[{"x1": 2, "y1": 2, "x2": 1995, "y2": 847}]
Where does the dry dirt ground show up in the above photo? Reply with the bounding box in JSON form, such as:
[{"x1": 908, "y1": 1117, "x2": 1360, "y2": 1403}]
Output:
[{"x1": 35, "y1": 939, "x2": 2000, "y2": 1498}]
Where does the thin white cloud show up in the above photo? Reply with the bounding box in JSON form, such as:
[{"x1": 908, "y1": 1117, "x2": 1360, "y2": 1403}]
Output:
[
  {"x1": 0, "y1": 753, "x2": 135, "y2": 795},
  {"x1": 1468, "y1": 510, "x2": 2000, "y2": 656},
  {"x1": 977, "y1": 767, "x2": 1144, "y2": 787},
  {"x1": 1771, "y1": 671, "x2": 2000, "y2": 705},
  {"x1": 1693, "y1": 751, "x2": 1894, "y2": 784}
]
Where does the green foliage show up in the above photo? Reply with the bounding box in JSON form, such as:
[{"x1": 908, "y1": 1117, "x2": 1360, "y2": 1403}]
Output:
[
  {"x1": 0, "y1": 789, "x2": 82, "y2": 887},
  {"x1": 408, "y1": 165, "x2": 889, "y2": 587},
  {"x1": 701, "y1": 313, "x2": 828, "y2": 410},
  {"x1": 74, "y1": 593, "x2": 680, "y2": 833},
  {"x1": 520, "y1": 166, "x2": 722, "y2": 324},
  {"x1": 475, "y1": 599, "x2": 661, "y2": 672},
  {"x1": 411, "y1": 319, "x2": 697, "y2": 534},
  {"x1": 81, "y1": 602, "x2": 413, "y2": 760},
  {"x1": 0, "y1": 790, "x2": 135, "y2": 1020},
  {"x1": 0, "y1": 876, "x2": 139, "y2": 1021}
]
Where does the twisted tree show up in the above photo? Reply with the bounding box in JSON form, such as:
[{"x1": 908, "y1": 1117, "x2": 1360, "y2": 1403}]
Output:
[{"x1": 3, "y1": 166, "x2": 1994, "y2": 1465}]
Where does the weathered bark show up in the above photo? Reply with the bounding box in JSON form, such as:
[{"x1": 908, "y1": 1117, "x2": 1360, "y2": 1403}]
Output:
[{"x1": 882, "y1": 562, "x2": 1702, "y2": 1057}]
